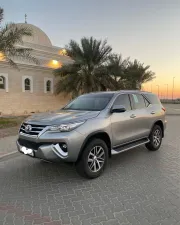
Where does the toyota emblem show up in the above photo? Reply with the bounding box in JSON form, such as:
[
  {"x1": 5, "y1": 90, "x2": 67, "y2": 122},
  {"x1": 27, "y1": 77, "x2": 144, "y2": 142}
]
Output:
[{"x1": 25, "y1": 124, "x2": 32, "y2": 133}]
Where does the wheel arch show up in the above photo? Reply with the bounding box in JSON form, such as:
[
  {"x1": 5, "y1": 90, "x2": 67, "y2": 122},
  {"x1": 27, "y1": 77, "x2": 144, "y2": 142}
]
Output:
[
  {"x1": 151, "y1": 120, "x2": 164, "y2": 137},
  {"x1": 77, "y1": 131, "x2": 112, "y2": 161}
]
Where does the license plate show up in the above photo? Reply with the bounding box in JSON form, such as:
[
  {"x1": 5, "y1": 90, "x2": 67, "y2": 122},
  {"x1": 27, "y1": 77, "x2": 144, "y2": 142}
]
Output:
[{"x1": 21, "y1": 146, "x2": 34, "y2": 157}]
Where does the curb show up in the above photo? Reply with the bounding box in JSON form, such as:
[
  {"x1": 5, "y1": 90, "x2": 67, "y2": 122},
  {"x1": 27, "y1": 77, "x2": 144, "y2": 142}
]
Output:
[
  {"x1": 0, "y1": 151, "x2": 19, "y2": 162},
  {"x1": 166, "y1": 114, "x2": 180, "y2": 116}
]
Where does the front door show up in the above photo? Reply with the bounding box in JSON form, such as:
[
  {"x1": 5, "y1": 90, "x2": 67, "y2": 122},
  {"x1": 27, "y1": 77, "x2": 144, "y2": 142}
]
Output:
[{"x1": 110, "y1": 94, "x2": 138, "y2": 147}]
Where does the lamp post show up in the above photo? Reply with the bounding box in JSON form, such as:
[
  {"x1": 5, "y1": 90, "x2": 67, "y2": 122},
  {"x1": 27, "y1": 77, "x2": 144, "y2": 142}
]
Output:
[
  {"x1": 172, "y1": 77, "x2": 175, "y2": 100},
  {"x1": 156, "y1": 85, "x2": 160, "y2": 97},
  {"x1": 164, "y1": 84, "x2": 168, "y2": 100}
]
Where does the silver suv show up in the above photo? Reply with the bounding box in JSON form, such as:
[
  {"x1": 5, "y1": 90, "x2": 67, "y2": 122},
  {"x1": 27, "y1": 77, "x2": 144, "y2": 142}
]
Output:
[{"x1": 17, "y1": 91, "x2": 166, "y2": 178}]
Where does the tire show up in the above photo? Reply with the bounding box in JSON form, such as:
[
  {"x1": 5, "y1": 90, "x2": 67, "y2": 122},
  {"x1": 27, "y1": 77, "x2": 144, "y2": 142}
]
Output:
[
  {"x1": 146, "y1": 125, "x2": 162, "y2": 151},
  {"x1": 76, "y1": 138, "x2": 108, "y2": 179}
]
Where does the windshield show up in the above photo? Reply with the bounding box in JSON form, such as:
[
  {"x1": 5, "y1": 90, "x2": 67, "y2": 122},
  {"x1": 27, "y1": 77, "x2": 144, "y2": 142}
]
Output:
[{"x1": 63, "y1": 93, "x2": 114, "y2": 111}]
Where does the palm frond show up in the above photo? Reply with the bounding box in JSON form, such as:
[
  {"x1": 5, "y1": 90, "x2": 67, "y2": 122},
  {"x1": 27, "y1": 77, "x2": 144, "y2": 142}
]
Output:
[
  {"x1": 4, "y1": 56, "x2": 19, "y2": 70},
  {"x1": 0, "y1": 23, "x2": 32, "y2": 48},
  {"x1": 124, "y1": 59, "x2": 155, "y2": 89},
  {"x1": 6, "y1": 48, "x2": 39, "y2": 65},
  {"x1": 0, "y1": 12, "x2": 38, "y2": 68}
]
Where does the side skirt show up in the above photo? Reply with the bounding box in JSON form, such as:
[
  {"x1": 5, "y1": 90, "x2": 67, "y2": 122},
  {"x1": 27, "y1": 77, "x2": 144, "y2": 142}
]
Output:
[{"x1": 111, "y1": 137, "x2": 150, "y2": 155}]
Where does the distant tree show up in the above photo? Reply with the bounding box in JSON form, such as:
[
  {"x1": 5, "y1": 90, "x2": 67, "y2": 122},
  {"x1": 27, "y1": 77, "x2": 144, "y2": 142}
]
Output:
[
  {"x1": 0, "y1": 7, "x2": 38, "y2": 68},
  {"x1": 54, "y1": 37, "x2": 117, "y2": 97},
  {"x1": 124, "y1": 60, "x2": 155, "y2": 90}
]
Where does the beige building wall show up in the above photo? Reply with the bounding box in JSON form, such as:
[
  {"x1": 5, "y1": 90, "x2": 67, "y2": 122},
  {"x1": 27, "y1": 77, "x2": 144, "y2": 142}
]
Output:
[{"x1": 0, "y1": 66, "x2": 70, "y2": 115}]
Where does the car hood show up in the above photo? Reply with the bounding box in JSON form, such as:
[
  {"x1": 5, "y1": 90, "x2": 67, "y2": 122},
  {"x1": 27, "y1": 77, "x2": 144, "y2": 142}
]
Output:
[{"x1": 25, "y1": 110, "x2": 100, "y2": 125}]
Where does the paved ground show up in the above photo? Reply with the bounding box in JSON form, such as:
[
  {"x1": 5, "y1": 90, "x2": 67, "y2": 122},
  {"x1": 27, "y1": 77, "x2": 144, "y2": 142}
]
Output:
[
  {"x1": 0, "y1": 135, "x2": 17, "y2": 157},
  {"x1": 163, "y1": 104, "x2": 180, "y2": 115},
  {"x1": 0, "y1": 116, "x2": 180, "y2": 225}
]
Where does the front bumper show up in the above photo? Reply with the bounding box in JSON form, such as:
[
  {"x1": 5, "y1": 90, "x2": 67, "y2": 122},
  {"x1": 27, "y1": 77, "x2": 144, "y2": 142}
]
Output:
[
  {"x1": 17, "y1": 141, "x2": 69, "y2": 162},
  {"x1": 17, "y1": 130, "x2": 85, "y2": 162}
]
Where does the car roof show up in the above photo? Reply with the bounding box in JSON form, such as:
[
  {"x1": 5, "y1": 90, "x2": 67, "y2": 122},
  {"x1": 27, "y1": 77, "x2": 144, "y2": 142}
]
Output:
[{"x1": 81, "y1": 90, "x2": 153, "y2": 96}]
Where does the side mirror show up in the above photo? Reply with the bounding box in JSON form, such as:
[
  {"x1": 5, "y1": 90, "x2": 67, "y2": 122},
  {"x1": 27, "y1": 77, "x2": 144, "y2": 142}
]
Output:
[{"x1": 111, "y1": 105, "x2": 126, "y2": 113}]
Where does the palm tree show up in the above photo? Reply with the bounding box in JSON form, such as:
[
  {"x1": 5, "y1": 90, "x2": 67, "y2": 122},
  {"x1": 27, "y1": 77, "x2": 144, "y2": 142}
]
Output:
[
  {"x1": 106, "y1": 53, "x2": 129, "y2": 90},
  {"x1": 54, "y1": 37, "x2": 117, "y2": 97},
  {"x1": 124, "y1": 59, "x2": 155, "y2": 90},
  {"x1": 0, "y1": 7, "x2": 38, "y2": 68}
]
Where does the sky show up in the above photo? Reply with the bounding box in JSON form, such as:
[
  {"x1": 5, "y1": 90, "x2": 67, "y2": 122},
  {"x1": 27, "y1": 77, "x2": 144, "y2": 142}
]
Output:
[{"x1": 1, "y1": 0, "x2": 180, "y2": 98}]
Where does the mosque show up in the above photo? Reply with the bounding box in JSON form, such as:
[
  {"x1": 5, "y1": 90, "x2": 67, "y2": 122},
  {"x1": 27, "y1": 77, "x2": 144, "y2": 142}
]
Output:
[{"x1": 0, "y1": 18, "x2": 72, "y2": 115}]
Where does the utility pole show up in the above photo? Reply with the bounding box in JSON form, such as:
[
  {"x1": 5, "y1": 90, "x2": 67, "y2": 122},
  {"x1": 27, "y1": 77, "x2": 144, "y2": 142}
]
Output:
[
  {"x1": 172, "y1": 77, "x2": 175, "y2": 101},
  {"x1": 156, "y1": 85, "x2": 160, "y2": 98},
  {"x1": 165, "y1": 84, "x2": 168, "y2": 99}
]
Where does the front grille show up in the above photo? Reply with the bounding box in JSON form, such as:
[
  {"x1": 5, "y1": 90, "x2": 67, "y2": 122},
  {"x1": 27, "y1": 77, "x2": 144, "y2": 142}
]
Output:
[
  {"x1": 19, "y1": 123, "x2": 47, "y2": 136},
  {"x1": 18, "y1": 139, "x2": 52, "y2": 150}
]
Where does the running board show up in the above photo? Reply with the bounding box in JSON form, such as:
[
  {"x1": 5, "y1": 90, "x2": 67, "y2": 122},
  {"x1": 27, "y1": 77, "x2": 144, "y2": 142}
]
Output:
[{"x1": 111, "y1": 138, "x2": 150, "y2": 155}]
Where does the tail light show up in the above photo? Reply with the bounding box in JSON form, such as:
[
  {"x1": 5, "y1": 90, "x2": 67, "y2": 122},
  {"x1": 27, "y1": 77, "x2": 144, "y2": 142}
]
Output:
[{"x1": 162, "y1": 107, "x2": 166, "y2": 112}]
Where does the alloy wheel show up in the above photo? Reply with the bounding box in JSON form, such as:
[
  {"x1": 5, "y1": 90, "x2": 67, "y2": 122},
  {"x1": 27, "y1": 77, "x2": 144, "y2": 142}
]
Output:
[
  {"x1": 87, "y1": 146, "x2": 105, "y2": 172},
  {"x1": 153, "y1": 129, "x2": 161, "y2": 147}
]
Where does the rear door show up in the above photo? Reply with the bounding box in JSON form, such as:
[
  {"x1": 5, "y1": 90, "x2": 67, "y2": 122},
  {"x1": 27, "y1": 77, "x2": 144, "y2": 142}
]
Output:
[{"x1": 129, "y1": 93, "x2": 151, "y2": 140}]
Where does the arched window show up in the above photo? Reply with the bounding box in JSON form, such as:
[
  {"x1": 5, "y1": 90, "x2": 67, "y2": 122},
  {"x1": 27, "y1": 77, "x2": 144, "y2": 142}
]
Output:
[
  {"x1": 46, "y1": 80, "x2": 51, "y2": 92},
  {"x1": 44, "y1": 78, "x2": 53, "y2": 93},
  {"x1": 25, "y1": 78, "x2": 31, "y2": 91},
  {"x1": 0, "y1": 76, "x2": 5, "y2": 89}
]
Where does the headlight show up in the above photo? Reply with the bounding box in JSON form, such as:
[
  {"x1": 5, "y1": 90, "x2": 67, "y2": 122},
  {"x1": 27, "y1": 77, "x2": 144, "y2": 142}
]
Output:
[{"x1": 49, "y1": 121, "x2": 86, "y2": 132}]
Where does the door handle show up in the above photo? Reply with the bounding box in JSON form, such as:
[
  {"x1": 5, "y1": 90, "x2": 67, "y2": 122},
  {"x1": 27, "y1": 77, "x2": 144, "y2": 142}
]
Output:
[
  {"x1": 151, "y1": 111, "x2": 155, "y2": 115},
  {"x1": 130, "y1": 114, "x2": 136, "y2": 118}
]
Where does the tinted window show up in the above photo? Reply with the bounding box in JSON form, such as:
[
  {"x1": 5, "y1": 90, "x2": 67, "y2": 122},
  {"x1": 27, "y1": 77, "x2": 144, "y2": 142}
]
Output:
[
  {"x1": 144, "y1": 93, "x2": 160, "y2": 104},
  {"x1": 131, "y1": 94, "x2": 146, "y2": 109},
  {"x1": 64, "y1": 93, "x2": 114, "y2": 111},
  {"x1": 113, "y1": 94, "x2": 131, "y2": 111}
]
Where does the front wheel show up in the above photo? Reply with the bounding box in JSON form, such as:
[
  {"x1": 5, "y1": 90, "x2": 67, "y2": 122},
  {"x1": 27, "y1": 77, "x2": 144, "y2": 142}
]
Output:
[
  {"x1": 146, "y1": 125, "x2": 162, "y2": 151},
  {"x1": 76, "y1": 138, "x2": 108, "y2": 179}
]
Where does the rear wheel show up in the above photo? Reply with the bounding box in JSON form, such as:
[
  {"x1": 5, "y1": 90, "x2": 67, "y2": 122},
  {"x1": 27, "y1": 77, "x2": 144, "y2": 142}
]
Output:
[
  {"x1": 146, "y1": 125, "x2": 162, "y2": 151},
  {"x1": 76, "y1": 138, "x2": 108, "y2": 178}
]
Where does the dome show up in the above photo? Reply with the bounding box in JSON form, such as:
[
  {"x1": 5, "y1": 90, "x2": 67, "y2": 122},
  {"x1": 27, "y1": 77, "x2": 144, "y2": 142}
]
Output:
[{"x1": 16, "y1": 23, "x2": 52, "y2": 47}]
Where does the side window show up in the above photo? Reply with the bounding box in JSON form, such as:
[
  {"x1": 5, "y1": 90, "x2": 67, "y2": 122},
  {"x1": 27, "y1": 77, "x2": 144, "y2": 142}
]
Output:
[
  {"x1": 131, "y1": 94, "x2": 146, "y2": 109},
  {"x1": 25, "y1": 78, "x2": 31, "y2": 91},
  {"x1": 113, "y1": 94, "x2": 131, "y2": 111},
  {"x1": 0, "y1": 76, "x2": 5, "y2": 89},
  {"x1": 44, "y1": 78, "x2": 53, "y2": 94},
  {"x1": 144, "y1": 93, "x2": 160, "y2": 104},
  {"x1": 46, "y1": 80, "x2": 51, "y2": 92},
  {"x1": 0, "y1": 73, "x2": 8, "y2": 92},
  {"x1": 144, "y1": 97, "x2": 150, "y2": 107},
  {"x1": 22, "y1": 76, "x2": 33, "y2": 93}
]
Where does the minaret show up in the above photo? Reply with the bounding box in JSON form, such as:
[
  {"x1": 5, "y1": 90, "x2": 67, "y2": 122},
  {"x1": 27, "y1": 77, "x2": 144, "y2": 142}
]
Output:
[{"x1": 25, "y1": 14, "x2": 27, "y2": 24}]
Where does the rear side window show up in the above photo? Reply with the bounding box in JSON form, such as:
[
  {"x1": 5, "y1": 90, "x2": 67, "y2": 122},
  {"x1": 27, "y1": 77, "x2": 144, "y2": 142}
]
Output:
[
  {"x1": 144, "y1": 94, "x2": 161, "y2": 104},
  {"x1": 144, "y1": 98, "x2": 150, "y2": 107},
  {"x1": 113, "y1": 94, "x2": 131, "y2": 111},
  {"x1": 131, "y1": 94, "x2": 146, "y2": 109}
]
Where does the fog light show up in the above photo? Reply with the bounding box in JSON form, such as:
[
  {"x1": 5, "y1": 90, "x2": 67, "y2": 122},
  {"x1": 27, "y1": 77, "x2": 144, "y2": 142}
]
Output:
[
  {"x1": 59, "y1": 143, "x2": 68, "y2": 152},
  {"x1": 62, "y1": 144, "x2": 67, "y2": 149}
]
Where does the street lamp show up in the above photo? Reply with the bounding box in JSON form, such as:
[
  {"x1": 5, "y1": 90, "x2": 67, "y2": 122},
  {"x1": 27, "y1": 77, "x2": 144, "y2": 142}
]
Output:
[
  {"x1": 156, "y1": 85, "x2": 160, "y2": 98},
  {"x1": 164, "y1": 84, "x2": 168, "y2": 99},
  {"x1": 172, "y1": 77, "x2": 175, "y2": 100}
]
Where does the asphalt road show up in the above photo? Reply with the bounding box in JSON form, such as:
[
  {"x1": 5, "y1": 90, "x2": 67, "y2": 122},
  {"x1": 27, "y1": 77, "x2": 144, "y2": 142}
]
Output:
[
  {"x1": 0, "y1": 116, "x2": 180, "y2": 225},
  {"x1": 163, "y1": 104, "x2": 180, "y2": 115}
]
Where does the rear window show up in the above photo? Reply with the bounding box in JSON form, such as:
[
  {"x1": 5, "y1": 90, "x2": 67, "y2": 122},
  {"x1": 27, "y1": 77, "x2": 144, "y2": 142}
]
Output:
[{"x1": 144, "y1": 94, "x2": 161, "y2": 104}]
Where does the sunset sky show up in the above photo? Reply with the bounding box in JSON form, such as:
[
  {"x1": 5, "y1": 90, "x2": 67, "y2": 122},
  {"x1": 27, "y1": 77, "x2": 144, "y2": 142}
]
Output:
[{"x1": 1, "y1": 0, "x2": 180, "y2": 98}]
